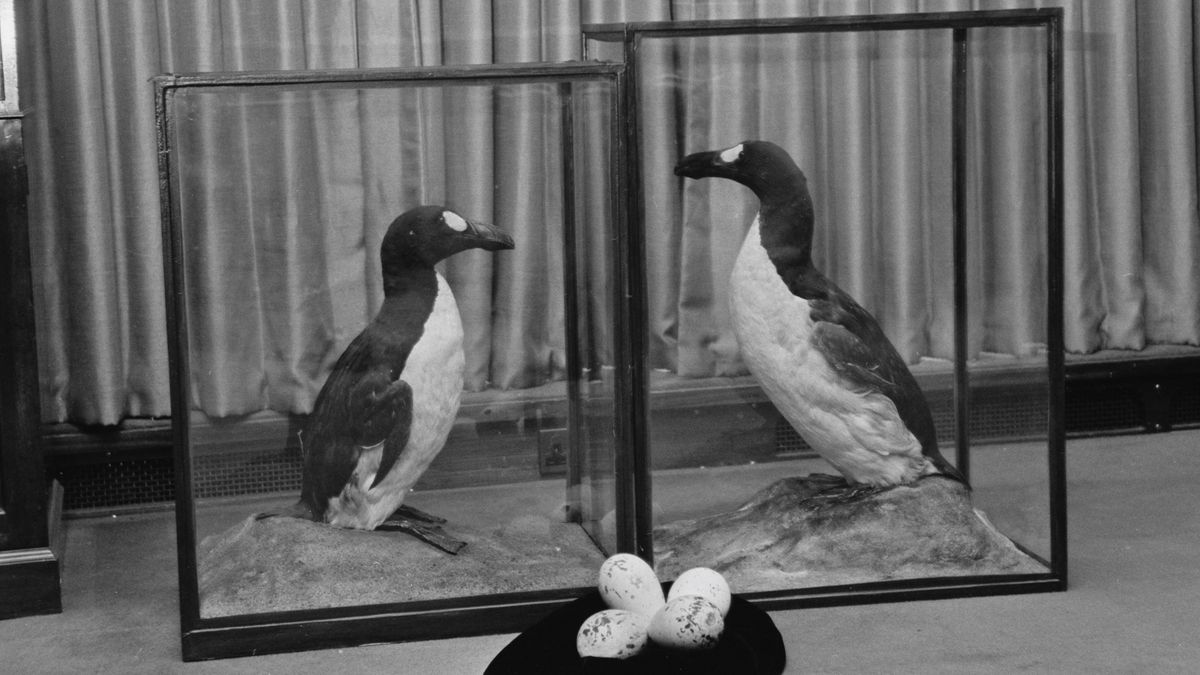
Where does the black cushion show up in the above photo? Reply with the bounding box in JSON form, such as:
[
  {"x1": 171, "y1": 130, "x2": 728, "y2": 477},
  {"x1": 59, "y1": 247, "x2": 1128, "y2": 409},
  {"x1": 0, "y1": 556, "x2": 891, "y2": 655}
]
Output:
[{"x1": 485, "y1": 591, "x2": 786, "y2": 674}]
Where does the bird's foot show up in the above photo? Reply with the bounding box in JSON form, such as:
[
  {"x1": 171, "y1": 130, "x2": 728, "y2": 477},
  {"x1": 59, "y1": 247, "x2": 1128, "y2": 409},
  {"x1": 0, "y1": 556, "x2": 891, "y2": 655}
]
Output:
[
  {"x1": 377, "y1": 511, "x2": 466, "y2": 555},
  {"x1": 803, "y1": 473, "x2": 853, "y2": 490},
  {"x1": 387, "y1": 503, "x2": 447, "y2": 524},
  {"x1": 376, "y1": 519, "x2": 467, "y2": 554},
  {"x1": 254, "y1": 502, "x2": 313, "y2": 521},
  {"x1": 805, "y1": 482, "x2": 889, "y2": 509}
]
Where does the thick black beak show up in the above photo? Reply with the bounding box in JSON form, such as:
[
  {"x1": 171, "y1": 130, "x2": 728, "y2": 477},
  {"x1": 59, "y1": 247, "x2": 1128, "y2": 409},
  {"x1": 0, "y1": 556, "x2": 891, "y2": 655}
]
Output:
[
  {"x1": 466, "y1": 219, "x2": 515, "y2": 252},
  {"x1": 674, "y1": 149, "x2": 725, "y2": 179}
]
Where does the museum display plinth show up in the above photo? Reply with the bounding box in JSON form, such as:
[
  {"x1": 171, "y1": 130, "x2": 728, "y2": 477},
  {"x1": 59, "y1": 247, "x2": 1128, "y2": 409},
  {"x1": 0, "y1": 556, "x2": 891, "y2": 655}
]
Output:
[{"x1": 654, "y1": 475, "x2": 1043, "y2": 590}]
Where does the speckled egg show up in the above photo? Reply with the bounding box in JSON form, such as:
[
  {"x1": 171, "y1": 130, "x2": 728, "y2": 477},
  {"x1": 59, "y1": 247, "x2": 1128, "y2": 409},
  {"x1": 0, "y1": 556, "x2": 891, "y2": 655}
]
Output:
[
  {"x1": 575, "y1": 609, "x2": 649, "y2": 659},
  {"x1": 667, "y1": 567, "x2": 732, "y2": 617},
  {"x1": 597, "y1": 553, "x2": 665, "y2": 618},
  {"x1": 647, "y1": 594, "x2": 725, "y2": 650}
]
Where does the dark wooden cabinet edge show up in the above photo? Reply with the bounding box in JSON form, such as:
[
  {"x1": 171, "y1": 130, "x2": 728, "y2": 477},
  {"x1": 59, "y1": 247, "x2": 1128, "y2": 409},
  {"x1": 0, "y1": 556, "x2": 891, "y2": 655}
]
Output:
[{"x1": 0, "y1": 481, "x2": 64, "y2": 620}]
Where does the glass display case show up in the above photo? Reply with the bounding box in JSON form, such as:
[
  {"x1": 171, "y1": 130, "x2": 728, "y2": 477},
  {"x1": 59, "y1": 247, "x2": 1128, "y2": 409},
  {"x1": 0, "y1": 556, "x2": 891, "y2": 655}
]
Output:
[
  {"x1": 583, "y1": 8, "x2": 1065, "y2": 607},
  {"x1": 162, "y1": 9, "x2": 1066, "y2": 662},
  {"x1": 157, "y1": 62, "x2": 631, "y2": 660}
]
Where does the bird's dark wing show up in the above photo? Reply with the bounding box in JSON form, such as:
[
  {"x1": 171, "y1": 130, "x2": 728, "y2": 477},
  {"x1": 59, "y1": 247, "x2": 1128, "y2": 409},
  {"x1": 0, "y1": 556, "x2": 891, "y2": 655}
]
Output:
[
  {"x1": 799, "y1": 277, "x2": 966, "y2": 484},
  {"x1": 364, "y1": 378, "x2": 413, "y2": 490},
  {"x1": 787, "y1": 272, "x2": 911, "y2": 399},
  {"x1": 350, "y1": 371, "x2": 411, "y2": 448},
  {"x1": 299, "y1": 325, "x2": 416, "y2": 511},
  {"x1": 811, "y1": 321, "x2": 897, "y2": 393},
  {"x1": 793, "y1": 274, "x2": 934, "y2": 427}
]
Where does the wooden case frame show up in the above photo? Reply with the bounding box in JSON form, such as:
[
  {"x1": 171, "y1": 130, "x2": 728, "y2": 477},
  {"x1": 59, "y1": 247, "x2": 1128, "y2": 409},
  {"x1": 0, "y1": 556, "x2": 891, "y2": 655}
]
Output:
[
  {"x1": 156, "y1": 62, "x2": 631, "y2": 661},
  {"x1": 583, "y1": 7, "x2": 1067, "y2": 607}
]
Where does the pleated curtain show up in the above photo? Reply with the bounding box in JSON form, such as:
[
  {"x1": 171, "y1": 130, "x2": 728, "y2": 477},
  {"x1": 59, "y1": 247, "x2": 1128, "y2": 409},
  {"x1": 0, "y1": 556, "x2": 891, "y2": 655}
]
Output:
[{"x1": 20, "y1": 0, "x2": 1200, "y2": 426}]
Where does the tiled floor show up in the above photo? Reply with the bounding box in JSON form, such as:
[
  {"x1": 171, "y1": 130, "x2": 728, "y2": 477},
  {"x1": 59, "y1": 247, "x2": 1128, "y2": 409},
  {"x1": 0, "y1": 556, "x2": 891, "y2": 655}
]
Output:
[{"x1": 3, "y1": 429, "x2": 1199, "y2": 673}]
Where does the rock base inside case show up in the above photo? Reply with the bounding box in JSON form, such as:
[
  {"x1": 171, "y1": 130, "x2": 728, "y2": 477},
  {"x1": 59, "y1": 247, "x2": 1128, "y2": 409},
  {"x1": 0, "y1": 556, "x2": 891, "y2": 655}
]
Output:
[
  {"x1": 654, "y1": 474, "x2": 1046, "y2": 589},
  {"x1": 198, "y1": 513, "x2": 604, "y2": 617}
]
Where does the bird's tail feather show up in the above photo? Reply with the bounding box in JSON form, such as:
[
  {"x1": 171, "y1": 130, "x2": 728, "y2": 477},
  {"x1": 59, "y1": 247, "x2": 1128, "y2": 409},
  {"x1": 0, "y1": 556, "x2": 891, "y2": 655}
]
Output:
[{"x1": 936, "y1": 460, "x2": 970, "y2": 489}]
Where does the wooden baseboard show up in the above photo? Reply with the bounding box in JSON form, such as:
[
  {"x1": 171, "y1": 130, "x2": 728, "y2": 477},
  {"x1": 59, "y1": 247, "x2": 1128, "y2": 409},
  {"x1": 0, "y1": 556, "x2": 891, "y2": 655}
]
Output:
[{"x1": 41, "y1": 350, "x2": 1200, "y2": 511}]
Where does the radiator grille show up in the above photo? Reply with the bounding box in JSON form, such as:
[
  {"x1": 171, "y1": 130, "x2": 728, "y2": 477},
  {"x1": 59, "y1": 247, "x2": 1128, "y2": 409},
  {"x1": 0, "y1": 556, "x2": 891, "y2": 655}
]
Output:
[
  {"x1": 1065, "y1": 385, "x2": 1142, "y2": 432},
  {"x1": 54, "y1": 457, "x2": 175, "y2": 511},
  {"x1": 192, "y1": 450, "x2": 303, "y2": 500},
  {"x1": 1171, "y1": 383, "x2": 1200, "y2": 427}
]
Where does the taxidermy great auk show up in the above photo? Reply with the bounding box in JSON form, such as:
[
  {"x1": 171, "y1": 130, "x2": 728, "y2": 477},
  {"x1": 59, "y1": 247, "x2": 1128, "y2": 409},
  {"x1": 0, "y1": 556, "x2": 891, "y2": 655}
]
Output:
[
  {"x1": 674, "y1": 140, "x2": 967, "y2": 497},
  {"x1": 259, "y1": 205, "x2": 514, "y2": 553}
]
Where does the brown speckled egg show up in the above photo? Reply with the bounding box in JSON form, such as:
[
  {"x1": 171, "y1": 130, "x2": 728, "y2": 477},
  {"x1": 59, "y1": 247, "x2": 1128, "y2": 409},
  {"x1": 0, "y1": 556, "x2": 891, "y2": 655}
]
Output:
[
  {"x1": 576, "y1": 609, "x2": 649, "y2": 659},
  {"x1": 667, "y1": 567, "x2": 732, "y2": 617},
  {"x1": 647, "y1": 594, "x2": 725, "y2": 650},
  {"x1": 597, "y1": 553, "x2": 665, "y2": 618}
]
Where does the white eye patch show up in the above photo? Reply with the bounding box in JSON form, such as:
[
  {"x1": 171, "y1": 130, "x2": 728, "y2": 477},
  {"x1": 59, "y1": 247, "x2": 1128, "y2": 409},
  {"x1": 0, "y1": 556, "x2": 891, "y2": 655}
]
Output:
[
  {"x1": 443, "y1": 211, "x2": 469, "y2": 232},
  {"x1": 719, "y1": 144, "x2": 743, "y2": 163}
]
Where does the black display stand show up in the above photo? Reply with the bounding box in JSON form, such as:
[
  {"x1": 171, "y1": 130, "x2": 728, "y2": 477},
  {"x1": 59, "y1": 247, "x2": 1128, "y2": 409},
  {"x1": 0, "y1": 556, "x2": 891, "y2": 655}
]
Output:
[{"x1": 485, "y1": 592, "x2": 786, "y2": 675}]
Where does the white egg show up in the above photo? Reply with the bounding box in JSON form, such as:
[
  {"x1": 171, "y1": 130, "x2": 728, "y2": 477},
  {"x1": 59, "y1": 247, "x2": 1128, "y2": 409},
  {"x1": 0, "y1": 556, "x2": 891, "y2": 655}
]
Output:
[
  {"x1": 647, "y1": 595, "x2": 725, "y2": 650},
  {"x1": 575, "y1": 609, "x2": 649, "y2": 659},
  {"x1": 597, "y1": 553, "x2": 666, "y2": 618},
  {"x1": 667, "y1": 567, "x2": 732, "y2": 617}
]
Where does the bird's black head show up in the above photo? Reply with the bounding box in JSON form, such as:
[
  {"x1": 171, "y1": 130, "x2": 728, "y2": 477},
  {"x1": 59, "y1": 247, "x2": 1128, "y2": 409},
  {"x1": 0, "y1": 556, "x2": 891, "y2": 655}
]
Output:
[
  {"x1": 380, "y1": 205, "x2": 514, "y2": 271},
  {"x1": 674, "y1": 140, "x2": 806, "y2": 202},
  {"x1": 676, "y1": 140, "x2": 815, "y2": 268}
]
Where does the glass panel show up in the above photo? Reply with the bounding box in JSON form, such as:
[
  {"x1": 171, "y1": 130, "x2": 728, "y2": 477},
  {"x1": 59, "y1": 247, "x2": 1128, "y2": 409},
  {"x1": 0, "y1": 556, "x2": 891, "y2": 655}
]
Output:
[
  {"x1": 614, "y1": 26, "x2": 1053, "y2": 592},
  {"x1": 166, "y1": 76, "x2": 618, "y2": 618},
  {"x1": 567, "y1": 81, "x2": 620, "y2": 556},
  {"x1": 964, "y1": 25, "x2": 1052, "y2": 564}
]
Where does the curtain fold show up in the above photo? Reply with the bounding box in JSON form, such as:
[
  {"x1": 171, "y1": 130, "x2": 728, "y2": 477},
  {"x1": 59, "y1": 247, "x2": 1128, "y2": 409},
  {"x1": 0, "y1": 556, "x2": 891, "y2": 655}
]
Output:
[
  {"x1": 488, "y1": 2, "x2": 566, "y2": 391},
  {"x1": 20, "y1": 0, "x2": 1200, "y2": 425},
  {"x1": 1138, "y1": 0, "x2": 1200, "y2": 348},
  {"x1": 1070, "y1": 0, "x2": 1142, "y2": 352},
  {"x1": 439, "y1": 3, "x2": 497, "y2": 392},
  {"x1": 966, "y1": 24, "x2": 1048, "y2": 358}
]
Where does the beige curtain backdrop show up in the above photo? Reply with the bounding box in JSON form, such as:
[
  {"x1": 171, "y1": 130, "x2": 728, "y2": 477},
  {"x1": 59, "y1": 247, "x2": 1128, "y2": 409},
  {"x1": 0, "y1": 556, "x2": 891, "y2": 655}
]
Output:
[{"x1": 20, "y1": 0, "x2": 1200, "y2": 425}]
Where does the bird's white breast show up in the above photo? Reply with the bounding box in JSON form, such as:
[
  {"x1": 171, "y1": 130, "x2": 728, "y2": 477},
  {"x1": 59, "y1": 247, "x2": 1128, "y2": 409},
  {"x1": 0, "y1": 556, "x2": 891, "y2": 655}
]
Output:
[
  {"x1": 730, "y1": 217, "x2": 926, "y2": 486},
  {"x1": 331, "y1": 273, "x2": 465, "y2": 529}
]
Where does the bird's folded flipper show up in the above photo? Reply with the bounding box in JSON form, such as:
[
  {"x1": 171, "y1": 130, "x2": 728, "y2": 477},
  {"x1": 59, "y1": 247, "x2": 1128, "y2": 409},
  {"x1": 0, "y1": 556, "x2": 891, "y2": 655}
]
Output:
[
  {"x1": 363, "y1": 379, "x2": 414, "y2": 490},
  {"x1": 811, "y1": 321, "x2": 897, "y2": 393}
]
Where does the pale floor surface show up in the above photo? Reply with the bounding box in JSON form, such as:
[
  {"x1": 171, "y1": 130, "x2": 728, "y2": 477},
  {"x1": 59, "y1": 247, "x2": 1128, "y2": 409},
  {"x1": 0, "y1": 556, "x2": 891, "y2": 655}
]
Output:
[{"x1": 2, "y1": 429, "x2": 1199, "y2": 673}]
